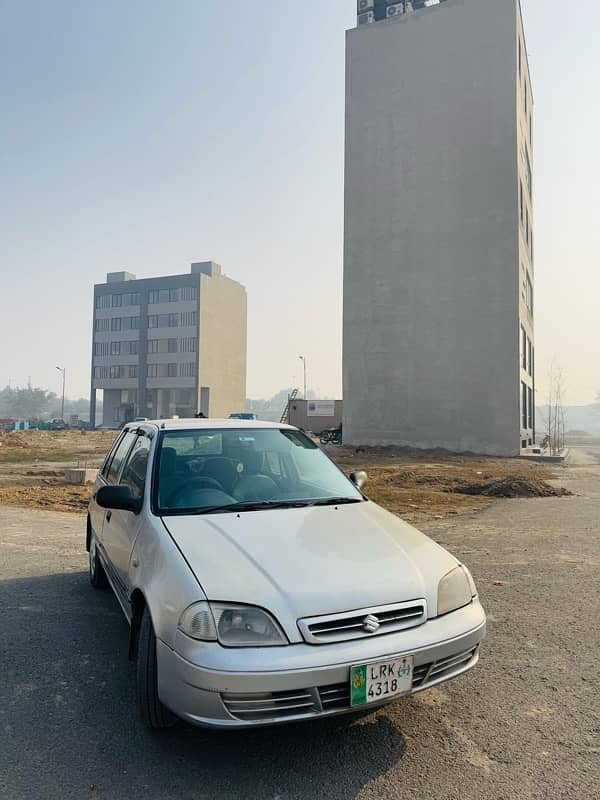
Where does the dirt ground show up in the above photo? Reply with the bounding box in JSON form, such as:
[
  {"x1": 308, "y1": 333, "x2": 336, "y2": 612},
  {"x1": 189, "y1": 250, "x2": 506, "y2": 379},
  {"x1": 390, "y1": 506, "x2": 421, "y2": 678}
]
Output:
[
  {"x1": 329, "y1": 444, "x2": 567, "y2": 521},
  {"x1": 0, "y1": 429, "x2": 567, "y2": 518}
]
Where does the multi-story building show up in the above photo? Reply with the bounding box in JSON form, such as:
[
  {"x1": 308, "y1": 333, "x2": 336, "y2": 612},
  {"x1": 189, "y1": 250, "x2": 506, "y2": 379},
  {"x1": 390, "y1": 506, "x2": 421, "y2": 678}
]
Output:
[
  {"x1": 343, "y1": 0, "x2": 535, "y2": 455},
  {"x1": 90, "y1": 262, "x2": 247, "y2": 427}
]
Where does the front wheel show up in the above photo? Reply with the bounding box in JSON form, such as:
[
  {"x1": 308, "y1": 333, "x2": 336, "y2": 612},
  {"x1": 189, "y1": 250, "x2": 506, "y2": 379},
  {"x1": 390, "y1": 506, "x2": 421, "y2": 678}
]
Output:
[
  {"x1": 137, "y1": 607, "x2": 176, "y2": 729},
  {"x1": 89, "y1": 534, "x2": 108, "y2": 589}
]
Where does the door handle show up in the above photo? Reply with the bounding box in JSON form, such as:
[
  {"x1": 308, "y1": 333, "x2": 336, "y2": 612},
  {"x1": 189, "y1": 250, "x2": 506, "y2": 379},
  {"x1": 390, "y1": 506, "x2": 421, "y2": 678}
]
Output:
[{"x1": 106, "y1": 511, "x2": 112, "y2": 523}]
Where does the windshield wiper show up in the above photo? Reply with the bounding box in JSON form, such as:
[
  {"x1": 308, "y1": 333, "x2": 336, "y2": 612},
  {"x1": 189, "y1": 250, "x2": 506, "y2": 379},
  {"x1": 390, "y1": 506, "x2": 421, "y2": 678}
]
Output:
[
  {"x1": 306, "y1": 497, "x2": 364, "y2": 507},
  {"x1": 189, "y1": 500, "x2": 313, "y2": 515}
]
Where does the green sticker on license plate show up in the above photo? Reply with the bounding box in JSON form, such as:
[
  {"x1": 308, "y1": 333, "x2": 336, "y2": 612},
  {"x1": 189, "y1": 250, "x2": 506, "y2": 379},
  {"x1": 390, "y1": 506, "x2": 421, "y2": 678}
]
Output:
[
  {"x1": 351, "y1": 664, "x2": 368, "y2": 706},
  {"x1": 350, "y1": 657, "x2": 414, "y2": 707}
]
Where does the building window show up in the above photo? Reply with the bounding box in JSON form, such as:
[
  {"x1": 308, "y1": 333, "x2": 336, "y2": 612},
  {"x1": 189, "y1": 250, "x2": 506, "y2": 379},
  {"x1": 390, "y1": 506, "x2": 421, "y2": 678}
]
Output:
[
  {"x1": 109, "y1": 365, "x2": 121, "y2": 379},
  {"x1": 149, "y1": 288, "x2": 179, "y2": 304},
  {"x1": 128, "y1": 365, "x2": 138, "y2": 379},
  {"x1": 524, "y1": 149, "x2": 532, "y2": 196},
  {"x1": 527, "y1": 339, "x2": 533, "y2": 377},
  {"x1": 94, "y1": 342, "x2": 109, "y2": 356},
  {"x1": 521, "y1": 326, "x2": 527, "y2": 370},
  {"x1": 147, "y1": 363, "x2": 177, "y2": 379},
  {"x1": 527, "y1": 386, "x2": 533, "y2": 429},
  {"x1": 522, "y1": 382, "x2": 527, "y2": 429},
  {"x1": 180, "y1": 311, "x2": 197, "y2": 327},
  {"x1": 93, "y1": 366, "x2": 109, "y2": 379},
  {"x1": 110, "y1": 341, "x2": 121, "y2": 356},
  {"x1": 525, "y1": 273, "x2": 533, "y2": 315},
  {"x1": 94, "y1": 318, "x2": 110, "y2": 332},
  {"x1": 181, "y1": 286, "x2": 197, "y2": 302},
  {"x1": 120, "y1": 292, "x2": 140, "y2": 307},
  {"x1": 179, "y1": 363, "x2": 197, "y2": 378},
  {"x1": 111, "y1": 317, "x2": 122, "y2": 332},
  {"x1": 149, "y1": 314, "x2": 178, "y2": 329},
  {"x1": 122, "y1": 340, "x2": 138, "y2": 355},
  {"x1": 122, "y1": 316, "x2": 140, "y2": 330},
  {"x1": 519, "y1": 180, "x2": 524, "y2": 224},
  {"x1": 112, "y1": 294, "x2": 122, "y2": 308},
  {"x1": 95, "y1": 295, "x2": 111, "y2": 309},
  {"x1": 180, "y1": 337, "x2": 197, "y2": 353},
  {"x1": 168, "y1": 338, "x2": 178, "y2": 353}
]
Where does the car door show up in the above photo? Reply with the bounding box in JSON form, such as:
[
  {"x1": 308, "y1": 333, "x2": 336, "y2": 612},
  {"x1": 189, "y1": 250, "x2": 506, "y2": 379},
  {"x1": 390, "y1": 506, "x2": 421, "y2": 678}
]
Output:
[
  {"x1": 89, "y1": 430, "x2": 129, "y2": 548},
  {"x1": 103, "y1": 432, "x2": 151, "y2": 600}
]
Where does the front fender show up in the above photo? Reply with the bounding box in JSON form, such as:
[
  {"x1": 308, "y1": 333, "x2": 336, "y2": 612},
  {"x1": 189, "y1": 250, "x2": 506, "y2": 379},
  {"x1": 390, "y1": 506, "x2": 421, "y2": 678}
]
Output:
[{"x1": 128, "y1": 516, "x2": 207, "y2": 649}]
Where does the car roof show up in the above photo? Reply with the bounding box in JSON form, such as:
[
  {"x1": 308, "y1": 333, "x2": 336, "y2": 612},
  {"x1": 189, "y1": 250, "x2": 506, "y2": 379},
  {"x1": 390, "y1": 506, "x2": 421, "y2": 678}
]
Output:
[{"x1": 123, "y1": 418, "x2": 296, "y2": 433}]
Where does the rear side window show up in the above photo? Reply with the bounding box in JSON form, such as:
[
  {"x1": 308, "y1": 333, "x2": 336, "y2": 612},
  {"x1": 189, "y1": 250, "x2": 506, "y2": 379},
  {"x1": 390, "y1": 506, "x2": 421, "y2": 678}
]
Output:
[
  {"x1": 101, "y1": 432, "x2": 125, "y2": 479},
  {"x1": 105, "y1": 432, "x2": 137, "y2": 485},
  {"x1": 120, "y1": 436, "x2": 151, "y2": 499}
]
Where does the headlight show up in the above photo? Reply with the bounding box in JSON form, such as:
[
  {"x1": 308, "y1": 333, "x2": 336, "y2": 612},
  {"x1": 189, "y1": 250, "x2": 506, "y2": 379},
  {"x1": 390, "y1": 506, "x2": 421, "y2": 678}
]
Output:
[
  {"x1": 178, "y1": 602, "x2": 287, "y2": 647},
  {"x1": 437, "y1": 566, "x2": 473, "y2": 616}
]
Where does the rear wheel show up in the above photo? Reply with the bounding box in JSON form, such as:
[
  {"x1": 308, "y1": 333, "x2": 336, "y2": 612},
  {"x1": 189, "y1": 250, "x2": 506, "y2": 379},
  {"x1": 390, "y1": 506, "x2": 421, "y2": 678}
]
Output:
[
  {"x1": 137, "y1": 607, "x2": 176, "y2": 729},
  {"x1": 89, "y1": 534, "x2": 108, "y2": 589}
]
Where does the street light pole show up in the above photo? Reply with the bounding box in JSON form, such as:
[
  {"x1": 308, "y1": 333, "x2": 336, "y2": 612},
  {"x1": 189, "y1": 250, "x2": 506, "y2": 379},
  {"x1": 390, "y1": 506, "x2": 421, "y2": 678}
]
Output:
[
  {"x1": 298, "y1": 356, "x2": 307, "y2": 399},
  {"x1": 56, "y1": 366, "x2": 66, "y2": 421}
]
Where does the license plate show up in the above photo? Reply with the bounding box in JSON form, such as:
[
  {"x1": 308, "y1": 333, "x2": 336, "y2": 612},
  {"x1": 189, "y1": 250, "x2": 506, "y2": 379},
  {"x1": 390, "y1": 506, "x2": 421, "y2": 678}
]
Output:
[{"x1": 350, "y1": 656, "x2": 414, "y2": 707}]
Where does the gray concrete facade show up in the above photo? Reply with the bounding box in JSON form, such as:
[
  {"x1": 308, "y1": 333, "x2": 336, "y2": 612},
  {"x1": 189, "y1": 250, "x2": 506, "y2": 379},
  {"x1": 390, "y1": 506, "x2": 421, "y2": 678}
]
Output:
[
  {"x1": 343, "y1": 0, "x2": 534, "y2": 456},
  {"x1": 90, "y1": 263, "x2": 246, "y2": 427}
]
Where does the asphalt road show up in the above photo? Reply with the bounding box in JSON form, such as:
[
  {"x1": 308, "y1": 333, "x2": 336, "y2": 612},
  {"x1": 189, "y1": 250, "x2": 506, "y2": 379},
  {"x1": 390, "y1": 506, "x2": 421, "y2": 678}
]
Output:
[{"x1": 1, "y1": 446, "x2": 599, "y2": 800}]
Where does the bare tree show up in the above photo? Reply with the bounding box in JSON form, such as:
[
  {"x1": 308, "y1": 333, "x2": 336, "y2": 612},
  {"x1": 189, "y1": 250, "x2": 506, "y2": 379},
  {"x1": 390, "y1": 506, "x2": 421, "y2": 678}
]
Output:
[{"x1": 540, "y1": 361, "x2": 567, "y2": 455}]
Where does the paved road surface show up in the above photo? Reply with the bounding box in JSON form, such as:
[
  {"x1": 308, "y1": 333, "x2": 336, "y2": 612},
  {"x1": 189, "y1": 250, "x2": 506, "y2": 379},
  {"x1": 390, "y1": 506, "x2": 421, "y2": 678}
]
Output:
[{"x1": 1, "y1": 447, "x2": 598, "y2": 799}]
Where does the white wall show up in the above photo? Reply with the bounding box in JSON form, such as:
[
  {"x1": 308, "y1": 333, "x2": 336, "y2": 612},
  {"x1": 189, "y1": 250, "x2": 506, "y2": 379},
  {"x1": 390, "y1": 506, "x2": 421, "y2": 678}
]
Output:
[{"x1": 343, "y1": 0, "x2": 522, "y2": 455}]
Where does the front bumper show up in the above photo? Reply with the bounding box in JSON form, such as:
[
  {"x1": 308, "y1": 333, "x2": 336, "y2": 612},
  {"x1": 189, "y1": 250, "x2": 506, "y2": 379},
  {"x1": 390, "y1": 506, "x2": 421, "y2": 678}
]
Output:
[{"x1": 156, "y1": 599, "x2": 486, "y2": 728}]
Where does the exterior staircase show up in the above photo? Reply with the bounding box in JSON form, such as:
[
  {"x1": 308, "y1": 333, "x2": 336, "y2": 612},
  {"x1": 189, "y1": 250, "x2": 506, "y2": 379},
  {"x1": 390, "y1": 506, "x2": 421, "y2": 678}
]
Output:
[{"x1": 280, "y1": 389, "x2": 299, "y2": 424}]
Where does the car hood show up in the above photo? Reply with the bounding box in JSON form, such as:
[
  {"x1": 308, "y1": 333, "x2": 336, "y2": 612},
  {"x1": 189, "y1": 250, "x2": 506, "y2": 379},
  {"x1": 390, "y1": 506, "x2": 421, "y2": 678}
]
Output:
[{"x1": 162, "y1": 502, "x2": 458, "y2": 643}]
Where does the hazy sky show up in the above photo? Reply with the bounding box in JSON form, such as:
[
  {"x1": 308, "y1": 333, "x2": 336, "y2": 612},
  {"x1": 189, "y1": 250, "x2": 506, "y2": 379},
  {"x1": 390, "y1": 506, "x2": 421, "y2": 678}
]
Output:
[{"x1": 1, "y1": 0, "x2": 598, "y2": 405}]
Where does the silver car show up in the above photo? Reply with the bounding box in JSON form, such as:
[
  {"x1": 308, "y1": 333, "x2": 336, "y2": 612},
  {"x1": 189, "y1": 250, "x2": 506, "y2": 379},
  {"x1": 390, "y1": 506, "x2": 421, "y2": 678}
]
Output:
[{"x1": 87, "y1": 419, "x2": 485, "y2": 729}]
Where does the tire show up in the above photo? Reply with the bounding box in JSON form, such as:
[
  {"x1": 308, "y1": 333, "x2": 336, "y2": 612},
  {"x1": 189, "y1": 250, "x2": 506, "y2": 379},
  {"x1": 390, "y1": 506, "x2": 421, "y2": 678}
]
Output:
[
  {"x1": 137, "y1": 607, "x2": 176, "y2": 729},
  {"x1": 89, "y1": 533, "x2": 108, "y2": 589}
]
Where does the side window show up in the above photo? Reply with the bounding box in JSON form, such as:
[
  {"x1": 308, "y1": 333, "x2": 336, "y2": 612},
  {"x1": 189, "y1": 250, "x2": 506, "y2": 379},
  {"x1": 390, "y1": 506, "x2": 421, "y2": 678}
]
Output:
[
  {"x1": 101, "y1": 432, "x2": 126, "y2": 480},
  {"x1": 106, "y1": 432, "x2": 137, "y2": 485},
  {"x1": 119, "y1": 436, "x2": 151, "y2": 499}
]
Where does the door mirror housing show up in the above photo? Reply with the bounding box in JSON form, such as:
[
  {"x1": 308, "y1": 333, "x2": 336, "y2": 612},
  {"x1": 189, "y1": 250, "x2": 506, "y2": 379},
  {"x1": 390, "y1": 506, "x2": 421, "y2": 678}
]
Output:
[
  {"x1": 96, "y1": 485, "x2": 141, "y2": 514},
  {"x1": 349, "y1": 470, "x2": 368, "y2": 491}
]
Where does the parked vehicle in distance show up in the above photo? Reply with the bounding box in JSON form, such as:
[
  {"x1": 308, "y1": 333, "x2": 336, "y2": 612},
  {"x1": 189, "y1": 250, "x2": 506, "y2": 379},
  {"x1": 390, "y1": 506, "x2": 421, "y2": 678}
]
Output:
[
  {"x1": 47, "y1": 418, "x2": 68, "y2": 430},
  {"x1": 229, "y1": 412, "x2": 258, "y2": 421},
  {"x1": 87, "y1": 419, "x2": 485, "y2": 730},
  {"x1": 319, "y1": 424, "x2": 342, "y2": 445}
]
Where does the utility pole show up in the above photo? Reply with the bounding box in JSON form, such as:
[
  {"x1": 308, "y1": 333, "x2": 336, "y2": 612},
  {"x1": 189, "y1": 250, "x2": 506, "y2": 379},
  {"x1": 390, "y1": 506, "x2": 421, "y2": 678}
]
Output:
[
  {"x1": 298, "y1": 356, "x2": 307, "y2": 399},
  {"x1": 56, "y1": 366, "x2": 66, "y2": 421}
]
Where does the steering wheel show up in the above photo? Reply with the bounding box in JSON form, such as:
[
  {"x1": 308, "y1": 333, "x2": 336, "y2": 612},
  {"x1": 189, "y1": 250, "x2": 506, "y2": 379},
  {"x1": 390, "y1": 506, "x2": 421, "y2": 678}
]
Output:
[{"x1": 166, "y1": 477, "x2": 224, "y2": 507}]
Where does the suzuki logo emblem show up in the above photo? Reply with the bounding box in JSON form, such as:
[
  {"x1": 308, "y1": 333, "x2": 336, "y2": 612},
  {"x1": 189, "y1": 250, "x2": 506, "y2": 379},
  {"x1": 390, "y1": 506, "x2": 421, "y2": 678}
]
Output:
[{"x1": 362, "y1": 614, "x2": 380, "y2": 633}]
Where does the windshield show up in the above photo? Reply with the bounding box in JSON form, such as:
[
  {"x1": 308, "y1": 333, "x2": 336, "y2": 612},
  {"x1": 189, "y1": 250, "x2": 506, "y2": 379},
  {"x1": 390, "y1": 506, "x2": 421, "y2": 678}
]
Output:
[{"x1": 154, "y1": 428, "x2": 363, "y2": 514}]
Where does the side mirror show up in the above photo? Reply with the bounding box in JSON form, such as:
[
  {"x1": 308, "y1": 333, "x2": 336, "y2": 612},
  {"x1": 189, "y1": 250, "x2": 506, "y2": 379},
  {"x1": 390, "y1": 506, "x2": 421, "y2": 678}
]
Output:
[
  {"x1": 349, "y1": 470, "x2": 368, "y2": 491},
  {"x1": 96, "y1": 485, "x2": 141, "y2": 514}
]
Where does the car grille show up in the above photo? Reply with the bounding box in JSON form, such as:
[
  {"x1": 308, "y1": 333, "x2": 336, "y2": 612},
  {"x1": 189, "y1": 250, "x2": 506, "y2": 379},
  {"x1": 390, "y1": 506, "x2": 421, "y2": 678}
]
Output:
[
  {"x1": 221, "y1": 646, "x2": 478, "y2": 723},
  {"x1": 297, "y1": 600, "x2": 427, "y2": 644}
]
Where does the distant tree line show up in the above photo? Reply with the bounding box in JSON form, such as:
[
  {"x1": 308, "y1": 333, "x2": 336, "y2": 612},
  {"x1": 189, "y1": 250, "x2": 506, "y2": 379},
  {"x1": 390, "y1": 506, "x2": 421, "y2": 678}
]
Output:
[{"x1": 0, "y1": 385, "x2": 100, "y2": 421}]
